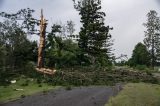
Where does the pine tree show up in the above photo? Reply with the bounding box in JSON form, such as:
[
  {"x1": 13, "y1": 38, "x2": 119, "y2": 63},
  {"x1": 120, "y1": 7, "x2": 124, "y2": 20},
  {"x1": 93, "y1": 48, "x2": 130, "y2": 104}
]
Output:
[
  {"x1": 143, "y1": 10, "x2": 160, "y2": 68},
  {"x1": 73, "y1": 0, "x2": 113, "y2": 65}
]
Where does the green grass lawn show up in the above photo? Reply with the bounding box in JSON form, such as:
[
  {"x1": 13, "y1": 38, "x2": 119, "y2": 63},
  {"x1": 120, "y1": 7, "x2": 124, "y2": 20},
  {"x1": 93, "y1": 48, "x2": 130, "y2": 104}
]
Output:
[
  {"x1": 106, "y1": 83, "x2": 160, "y2": 106},
  {"x1": 0, "y1": 78, "x2": 59, "y2": 103}
]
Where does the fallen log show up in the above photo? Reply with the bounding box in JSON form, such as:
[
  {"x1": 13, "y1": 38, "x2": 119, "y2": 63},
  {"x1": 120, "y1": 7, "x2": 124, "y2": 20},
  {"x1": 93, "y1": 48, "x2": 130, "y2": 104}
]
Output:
[{"x1": 36, "y1": 68, "x2": 56, "y2": 75}]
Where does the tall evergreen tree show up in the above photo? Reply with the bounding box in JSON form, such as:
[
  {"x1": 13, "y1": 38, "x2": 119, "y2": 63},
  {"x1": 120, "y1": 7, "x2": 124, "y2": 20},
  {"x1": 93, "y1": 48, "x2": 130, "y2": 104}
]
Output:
[
  {"x1": 73, "y1": 0, "x2": 113, "y2": 65},
  {"x1": 143, "y1": 10, "x2": 160, "y2": 68}
]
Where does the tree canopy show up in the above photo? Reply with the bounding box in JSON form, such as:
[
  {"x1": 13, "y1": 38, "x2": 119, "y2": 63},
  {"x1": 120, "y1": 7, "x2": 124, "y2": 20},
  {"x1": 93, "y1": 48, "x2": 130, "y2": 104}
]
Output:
[{"x1": 128, "y1": 42, "x2": 150, "y2": 67}]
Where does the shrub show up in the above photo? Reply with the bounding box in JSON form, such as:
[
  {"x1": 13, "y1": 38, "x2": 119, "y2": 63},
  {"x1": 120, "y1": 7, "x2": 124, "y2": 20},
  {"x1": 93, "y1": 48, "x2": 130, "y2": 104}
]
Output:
[
  {"x1": 38, "y1": 84, "x2": 42, "y2": 87},
  {"x1": 135, "y1": 65, "x2": 147, "y2": 70},
  {"x1": 20, "y1": 94, "x2": 26, "y2": 98},
  {"x1": 65, "y1": 85, "x2": 72, "y2": 90}
]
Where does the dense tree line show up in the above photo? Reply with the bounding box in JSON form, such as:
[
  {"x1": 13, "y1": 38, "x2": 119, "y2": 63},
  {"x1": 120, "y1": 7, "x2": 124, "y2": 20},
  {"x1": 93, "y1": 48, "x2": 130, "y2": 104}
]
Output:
[
  {"x1": 0, "y1": 9, "x2": 38, "y2": 84},
  {"x1": 128, "y1": 10, "x2": 160, "y2": 68},
  {"x1": 0, "y1": 9, "x2": 38, "y2": 68},
  {"x1": 0, "y1": 0, "x2": 114, "y2": 83},
  {"x1": 0, "y1": 0, "x2": 160, "y2": 85}
]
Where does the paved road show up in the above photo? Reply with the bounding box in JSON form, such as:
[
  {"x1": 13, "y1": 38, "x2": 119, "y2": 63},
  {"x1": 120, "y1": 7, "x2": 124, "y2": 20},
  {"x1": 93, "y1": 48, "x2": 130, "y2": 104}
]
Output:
[{"x1": 1, "y1": 85, "x2": 122, "y2": 106}]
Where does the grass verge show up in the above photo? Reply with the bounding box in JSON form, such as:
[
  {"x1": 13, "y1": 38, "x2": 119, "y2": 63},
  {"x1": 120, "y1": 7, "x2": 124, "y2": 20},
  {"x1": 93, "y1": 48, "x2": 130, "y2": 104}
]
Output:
[
  {"x1": 0, "y1": 78, "x2": 59, "y2": 103},
  {"x1": 106, "y1": 83, "x2": 160, "y2": 106}
]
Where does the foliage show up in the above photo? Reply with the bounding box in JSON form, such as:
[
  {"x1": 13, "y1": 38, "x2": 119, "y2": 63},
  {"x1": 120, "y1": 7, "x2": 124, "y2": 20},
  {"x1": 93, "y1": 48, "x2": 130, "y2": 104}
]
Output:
[
  {"x1": 73, "y1": 0, "x2": 114, "y2": 66},
  {"x1": 106, "y1": 83, "x2": 160, "y2": 106},
  {"x1": 66, "y1": 20, "x2": 75, "y2": 37},
  {"x1": 128, "y1": 42, "x2": 150, "y2": 67},
  {"x1": 1, "y1": 8, "x2": 159, "y2": 90},
  {"x1": 45, "y1": 67, "x2": 159, "y2": 86},
  {"x1": 45, "y1": 24, "x2": 82, "y2": 68},
  {"x1": 135, "y1": 65, "x2": 148, "y2": 71},
  {"x1": 0, "y1": 9, "x2": 38, "y2": 84},
  {"x1": 143, "y1": 10, "x2": 160, "y2": 68},
  {"x1": 0, "y1": 8, "x2": 38, "y2": 34}
]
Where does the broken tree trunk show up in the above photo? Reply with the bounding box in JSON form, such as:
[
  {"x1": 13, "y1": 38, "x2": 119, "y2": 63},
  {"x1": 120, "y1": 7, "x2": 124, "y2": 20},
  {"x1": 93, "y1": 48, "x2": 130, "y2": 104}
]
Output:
[
  {"x1": 36, "y1": 9, "x2": 56, "y2": 75},
  {"x1": 37, "y1": 9, "x2": 47, "y2": 68}
]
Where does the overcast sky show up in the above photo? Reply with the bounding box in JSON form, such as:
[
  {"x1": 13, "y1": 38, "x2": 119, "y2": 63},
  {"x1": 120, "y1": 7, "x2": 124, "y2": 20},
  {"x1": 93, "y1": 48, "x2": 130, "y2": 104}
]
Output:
[{"x1": 0, "y1": 0, "x2": 160, "y2": 58}]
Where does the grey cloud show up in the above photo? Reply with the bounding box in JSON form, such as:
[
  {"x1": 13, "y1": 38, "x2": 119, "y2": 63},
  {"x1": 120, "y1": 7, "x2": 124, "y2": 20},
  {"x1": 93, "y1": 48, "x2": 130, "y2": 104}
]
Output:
[
  {"x1": 156, "y1": 0, "x2": 160, "y2": 4},
  {"x1": 0, "y1": 0, "x2": 4, "y2": 8}
]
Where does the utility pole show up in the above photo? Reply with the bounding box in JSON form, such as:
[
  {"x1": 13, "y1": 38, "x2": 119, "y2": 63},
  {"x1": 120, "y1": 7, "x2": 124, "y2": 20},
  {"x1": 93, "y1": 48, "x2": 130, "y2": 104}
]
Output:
[{"x1": 37, "y1": 9, "x2": 47, "y2": 68}]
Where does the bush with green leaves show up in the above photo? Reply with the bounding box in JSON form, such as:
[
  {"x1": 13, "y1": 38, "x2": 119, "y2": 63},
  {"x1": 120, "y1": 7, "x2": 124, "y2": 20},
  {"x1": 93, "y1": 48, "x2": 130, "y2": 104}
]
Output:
[
  {"x1": 128, "y1": 42, "x2": 150, "y2": 67},
  {"x1": 135, "y1": 65, "x2": 147, "y2": 71}
]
